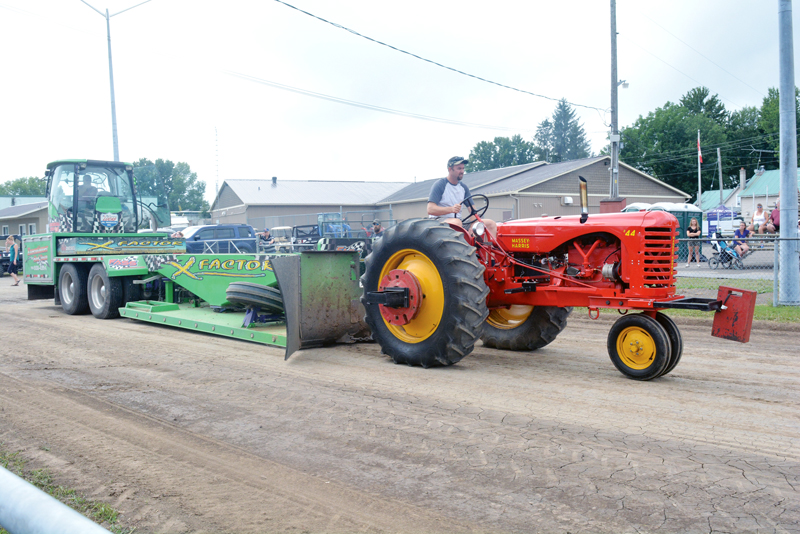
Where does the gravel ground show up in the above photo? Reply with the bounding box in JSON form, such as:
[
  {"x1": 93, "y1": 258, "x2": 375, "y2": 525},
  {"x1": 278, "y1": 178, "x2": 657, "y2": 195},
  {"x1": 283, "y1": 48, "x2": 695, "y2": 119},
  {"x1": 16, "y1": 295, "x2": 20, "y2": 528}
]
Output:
[{"x1": 0, "y1": 281, "x2": 797, "y2": 533}]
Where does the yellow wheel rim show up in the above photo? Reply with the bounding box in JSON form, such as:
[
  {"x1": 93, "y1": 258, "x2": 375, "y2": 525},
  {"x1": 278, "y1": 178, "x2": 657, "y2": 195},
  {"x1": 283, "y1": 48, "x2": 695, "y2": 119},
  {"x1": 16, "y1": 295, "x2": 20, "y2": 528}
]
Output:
[
  {"x1": 378, "y1": 249, "x2": 444, "y2": 343},
  {"x1": 615, "y1": 326, "x2": 657, "y2": 370},
  {"x1": 487, "y1": 305, "x2": 533, "y2": 330}
]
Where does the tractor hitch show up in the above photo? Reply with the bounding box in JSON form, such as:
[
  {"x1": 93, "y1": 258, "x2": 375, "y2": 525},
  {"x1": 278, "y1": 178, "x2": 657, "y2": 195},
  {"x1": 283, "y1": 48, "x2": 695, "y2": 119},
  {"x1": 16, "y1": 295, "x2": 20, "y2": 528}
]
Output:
[
  {"x1": 504, "y1": 282, "x2": 537, "y2": 294},
  {"x1": 364, "y1": 287, "x2": 409, "y2": 308},
  {"x1": 652, "y1": 297, "x2": 723, "y2": 311}
]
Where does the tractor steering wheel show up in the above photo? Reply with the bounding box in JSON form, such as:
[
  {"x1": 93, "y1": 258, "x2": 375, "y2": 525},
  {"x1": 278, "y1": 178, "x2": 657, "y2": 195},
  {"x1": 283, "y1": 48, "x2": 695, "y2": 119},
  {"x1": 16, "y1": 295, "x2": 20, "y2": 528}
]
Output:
[{"x1": 460, "y1": 194, "x2": 489, "y2": 226}]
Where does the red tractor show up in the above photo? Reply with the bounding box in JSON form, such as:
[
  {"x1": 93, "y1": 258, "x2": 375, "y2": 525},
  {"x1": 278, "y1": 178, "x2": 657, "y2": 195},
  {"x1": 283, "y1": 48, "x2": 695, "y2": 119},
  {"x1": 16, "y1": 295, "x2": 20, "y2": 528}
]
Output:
[{"x1": 362, "y1": 179, "x2": 755, "y2": 380}]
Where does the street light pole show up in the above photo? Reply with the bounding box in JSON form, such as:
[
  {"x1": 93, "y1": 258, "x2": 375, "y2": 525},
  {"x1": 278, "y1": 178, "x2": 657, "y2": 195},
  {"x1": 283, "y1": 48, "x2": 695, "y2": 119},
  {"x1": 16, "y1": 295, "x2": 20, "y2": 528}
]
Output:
[
  {"x1": 79, "y1": 0, "x2": 153, "y2": 162},
  {"x1": 609, "y1": 0, "x2": 627, "y2": 199}
]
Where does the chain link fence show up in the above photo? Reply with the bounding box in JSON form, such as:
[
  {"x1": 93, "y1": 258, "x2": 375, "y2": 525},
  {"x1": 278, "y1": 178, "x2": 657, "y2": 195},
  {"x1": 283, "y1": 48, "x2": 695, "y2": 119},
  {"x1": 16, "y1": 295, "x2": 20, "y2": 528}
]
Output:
[{"x1": 675, "y1": 236, "x2": 799, "y2": 305}]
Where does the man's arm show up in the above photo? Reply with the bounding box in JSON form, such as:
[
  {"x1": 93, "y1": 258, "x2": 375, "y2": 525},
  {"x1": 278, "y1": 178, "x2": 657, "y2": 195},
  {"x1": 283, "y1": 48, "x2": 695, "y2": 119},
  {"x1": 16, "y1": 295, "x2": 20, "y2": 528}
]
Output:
[{"x1": 427, "y1": 202, "x2": 462, "y2": 217}]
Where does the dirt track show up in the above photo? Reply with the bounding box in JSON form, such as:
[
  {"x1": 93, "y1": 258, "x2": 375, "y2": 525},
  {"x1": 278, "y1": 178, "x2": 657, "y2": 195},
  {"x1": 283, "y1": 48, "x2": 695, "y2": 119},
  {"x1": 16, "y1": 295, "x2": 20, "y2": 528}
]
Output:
[{"x1": 0, "y1": 282, "x2": 798, "y2": 533}]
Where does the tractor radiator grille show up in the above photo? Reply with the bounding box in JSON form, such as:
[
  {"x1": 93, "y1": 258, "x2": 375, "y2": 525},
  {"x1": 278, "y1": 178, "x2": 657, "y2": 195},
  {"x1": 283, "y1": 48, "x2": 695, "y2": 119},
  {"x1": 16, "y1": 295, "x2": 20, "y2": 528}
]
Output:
[{"x1": 642, "y1": 227, "x2": 676, "y2": 287}]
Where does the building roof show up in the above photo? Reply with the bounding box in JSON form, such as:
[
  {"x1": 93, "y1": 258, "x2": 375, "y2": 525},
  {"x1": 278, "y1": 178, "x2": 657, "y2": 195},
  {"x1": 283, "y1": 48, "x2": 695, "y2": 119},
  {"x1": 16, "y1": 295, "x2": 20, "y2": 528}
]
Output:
[
  {"x1": 378, "y1": 156, "x2": 688, "y2": 204},
  {"x1": 700, "y1": 189, "x2": 737, "y2": 211},
  {"x1": 0, "y1": 196, "x2": 47, "y2": 210},
  {"x1": 478, "y1": 157, "x2": 606, "y2": 196},
  {"x1": 0, "y1": 201, "x2": 47, "y2": 220},
  {"x1": 216, "y1": 180, "x2": 410, "y2": 209},
  {"x1": 739, "y1": 168, "x2": 800, "y2": 197},
  {"x1": 378, "y1": 162, "x2": 546, "y2": 204}
]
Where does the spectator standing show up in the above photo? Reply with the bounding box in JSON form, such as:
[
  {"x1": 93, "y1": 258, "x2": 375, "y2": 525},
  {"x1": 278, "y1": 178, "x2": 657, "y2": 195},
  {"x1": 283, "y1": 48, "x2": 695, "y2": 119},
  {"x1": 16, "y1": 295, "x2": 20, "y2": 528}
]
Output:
[
  {"x1": 5, "y1": 235, "x2": 21, "y2": 286},
  {"x1": 371, "y1": 220, "x2": 385, "y2": 237},
  {"x1": 259, "y1": 228, "x2": 274, "y2": 245},
  {"x1": 685, "y1": 217, "x2": 702, "y2": 267}
]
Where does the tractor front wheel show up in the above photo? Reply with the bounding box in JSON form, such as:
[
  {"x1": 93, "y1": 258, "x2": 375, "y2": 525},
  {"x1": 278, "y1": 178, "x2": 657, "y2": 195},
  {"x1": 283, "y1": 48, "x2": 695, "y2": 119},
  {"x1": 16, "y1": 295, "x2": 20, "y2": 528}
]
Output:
[
  {"x1": 59, "y1": 263, "x2": 90, "y2": 315},
  {"x1": 361, "y1": 218, "x2": 489, "y2": 368},
  {"x1": 607, "y1": 313, "x2": 671, "y2": 380},
  {"x1": 654, "y1": 312, "x2": 683, "y2": 377},
  {"x1": 87, "y1": 263, "x2": 124, "y2": 319},
  {"x1": 481, "y1": 305, "x2": 572, "y2": 351}
]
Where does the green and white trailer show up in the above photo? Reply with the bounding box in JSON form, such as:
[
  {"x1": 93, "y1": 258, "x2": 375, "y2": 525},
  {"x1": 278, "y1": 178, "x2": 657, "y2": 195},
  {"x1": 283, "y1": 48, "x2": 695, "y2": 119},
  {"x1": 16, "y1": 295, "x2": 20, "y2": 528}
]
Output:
[{"x1": 24, "y1": 159, "x2": 368, "y2": 358}]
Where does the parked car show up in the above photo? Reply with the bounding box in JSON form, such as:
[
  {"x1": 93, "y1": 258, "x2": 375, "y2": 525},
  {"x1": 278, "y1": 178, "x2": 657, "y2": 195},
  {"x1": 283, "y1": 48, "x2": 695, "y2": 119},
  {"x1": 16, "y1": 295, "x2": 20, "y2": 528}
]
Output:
[{"x1": 182, "y1": 224, "x2": 257, "y2": 253}]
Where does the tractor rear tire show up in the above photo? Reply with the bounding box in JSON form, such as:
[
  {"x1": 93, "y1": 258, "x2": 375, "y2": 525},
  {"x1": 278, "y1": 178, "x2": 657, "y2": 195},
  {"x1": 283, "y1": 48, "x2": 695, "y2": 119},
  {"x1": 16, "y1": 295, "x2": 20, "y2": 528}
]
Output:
[
  {"x1": 361, "y1": 218, "x2": 489, "y2": 368},
  {"x1": 654, "y1": 312, "x2": 683, "y2": 377},
  {"x1": 226, "y1": 282, "x2": 284, "y2": 314},
  {"x1": 607, "y1": 313, "x2": 671, "y2": 380},
  {"x1": 59, "y1": 263, "x2": 90, "y2": 315},
  {"x1": 87, "y1": 263, "x2": 124, "y2": 319},
  {"x1": 481, "y1": 306, "x2": 572, "y2": 351}
]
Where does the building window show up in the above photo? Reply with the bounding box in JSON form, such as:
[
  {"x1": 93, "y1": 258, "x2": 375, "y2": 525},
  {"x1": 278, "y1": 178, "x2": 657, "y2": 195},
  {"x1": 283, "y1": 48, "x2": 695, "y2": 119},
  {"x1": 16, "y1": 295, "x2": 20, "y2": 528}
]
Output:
[
  {"x1": 19, "y1": 224, "x2": 25, "y2": 236},
  {"x1": 29, "y1": 223, "x2": 36, "y2": 235},
  {"x1": 1, "y1": 225, "x2": 7, "y2": 235}
]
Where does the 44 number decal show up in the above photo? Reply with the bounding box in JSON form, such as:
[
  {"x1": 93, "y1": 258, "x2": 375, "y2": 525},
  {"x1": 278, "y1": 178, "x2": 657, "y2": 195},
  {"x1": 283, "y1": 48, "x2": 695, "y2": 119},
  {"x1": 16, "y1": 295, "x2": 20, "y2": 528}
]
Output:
[{"x1": 624, "y1": 229, "x2": 636, "y2": 236}]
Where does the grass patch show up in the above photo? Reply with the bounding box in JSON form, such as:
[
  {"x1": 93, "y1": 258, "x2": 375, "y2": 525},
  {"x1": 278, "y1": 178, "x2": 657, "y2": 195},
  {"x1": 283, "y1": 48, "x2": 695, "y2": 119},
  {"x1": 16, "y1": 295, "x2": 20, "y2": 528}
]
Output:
[
  {"x1": 0, "y1": 444, "x2": 134, "y2": 534},
  {"x1": 677, "y1": 277, "x2": 774, "y2": 294}
]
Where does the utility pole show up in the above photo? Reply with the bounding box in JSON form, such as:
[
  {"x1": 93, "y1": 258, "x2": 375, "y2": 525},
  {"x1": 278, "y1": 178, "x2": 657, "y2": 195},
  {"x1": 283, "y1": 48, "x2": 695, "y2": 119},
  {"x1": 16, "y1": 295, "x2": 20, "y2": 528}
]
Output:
[
  {"x1": 79, "y1": 0, "x2": 154, "y2": 162},
  {"x1": 609, "y1": 0, "x2": 620, "y2": 199},
  {"x1": 718, "y1": 147, "x2": 724, "y2": 205},
  {"x1": 697, "y1": 130, "x2": 702, "y2": 207},
  {"x1": 778, "y1": 0, "x2": 800, "y2": 305}
]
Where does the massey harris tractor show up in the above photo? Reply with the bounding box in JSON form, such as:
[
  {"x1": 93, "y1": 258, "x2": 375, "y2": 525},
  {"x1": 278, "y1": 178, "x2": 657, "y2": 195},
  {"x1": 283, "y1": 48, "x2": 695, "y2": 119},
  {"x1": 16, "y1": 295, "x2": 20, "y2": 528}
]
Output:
[
  {"x1": 361, "y1": 179, "x2": 756, "y2": 380},
  {"x1": 24, "y1": 161, "x2": 754, "y2": 381}
]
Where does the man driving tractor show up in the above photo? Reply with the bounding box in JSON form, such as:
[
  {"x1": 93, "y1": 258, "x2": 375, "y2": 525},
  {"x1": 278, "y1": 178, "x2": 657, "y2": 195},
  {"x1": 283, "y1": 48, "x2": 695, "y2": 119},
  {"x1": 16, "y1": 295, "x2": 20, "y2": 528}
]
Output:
[{"x1": 427, "y1": 156, "x2": 497, "y2": 237}]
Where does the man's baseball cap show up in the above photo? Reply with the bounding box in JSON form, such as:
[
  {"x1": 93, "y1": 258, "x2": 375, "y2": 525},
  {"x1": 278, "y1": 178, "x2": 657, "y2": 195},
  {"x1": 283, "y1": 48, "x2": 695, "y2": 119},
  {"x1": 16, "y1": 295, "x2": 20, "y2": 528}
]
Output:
[
  {"x1": 447, "y1": 156, "x2": 469, "y2": 167},
  {"x1": 373, "y1": 219, "x2": 381, "y2": 225}
]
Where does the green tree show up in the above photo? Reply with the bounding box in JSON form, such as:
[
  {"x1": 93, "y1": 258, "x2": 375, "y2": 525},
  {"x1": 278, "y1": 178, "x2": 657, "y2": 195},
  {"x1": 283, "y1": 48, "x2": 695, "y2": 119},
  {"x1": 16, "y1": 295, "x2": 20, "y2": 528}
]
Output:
[
  {"x1": 757, "y1": 87, "x2": 800, "y2": 166},
  {"x1": 620, "y1": 100, "x2": 727, "y2": 198},
  {"x1": 0, "y1": 177, "x2": 46, "y2": 196},
  {"x1": 680, "y1": 87, "x2": 728, "y2": 125},
  {"x1": 534, "y1": 99, "x2": 592, "y2": 163},
  {"x1": 467, "y1": 134, "x2": 536, "y2": 172},
  {"x1": 133, "y1": 158, "x2": 209, "y2": 214}
]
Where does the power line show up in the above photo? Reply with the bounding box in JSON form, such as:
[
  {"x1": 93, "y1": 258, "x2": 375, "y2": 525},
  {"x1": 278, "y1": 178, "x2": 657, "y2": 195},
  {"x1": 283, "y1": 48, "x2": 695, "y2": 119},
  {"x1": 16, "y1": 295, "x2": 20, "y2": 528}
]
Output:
[
  {"x1": 271, "y1": 0, "x2": 605, "y2": 112},
  {"x1": 619, "y1": 34, "x2": 743, "y2": 109},
  {"x1": 224, "y1": 70, "x2": 536, "y2": 132},
  {"x1": 622, "y1": 131, "x2": 784, "y2": 164},
  {"x1": 634, "y1": 11, "x2": 766, "y2": 99}
]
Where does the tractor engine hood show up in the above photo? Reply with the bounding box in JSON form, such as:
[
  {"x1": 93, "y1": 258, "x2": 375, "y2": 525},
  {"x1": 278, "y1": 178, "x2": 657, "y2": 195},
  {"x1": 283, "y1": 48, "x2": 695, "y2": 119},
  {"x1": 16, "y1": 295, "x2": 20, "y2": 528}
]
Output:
[{"x1": 495, "y1": 211, "x2": 679, "y2": 253}]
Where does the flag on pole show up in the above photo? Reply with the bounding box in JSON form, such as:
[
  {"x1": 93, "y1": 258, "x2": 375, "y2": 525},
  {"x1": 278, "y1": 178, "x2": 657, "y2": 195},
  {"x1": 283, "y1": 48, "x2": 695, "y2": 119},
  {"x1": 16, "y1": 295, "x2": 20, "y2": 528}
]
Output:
[{"x1": 697, "y1": 138, "x2": 703, "y2": 163}]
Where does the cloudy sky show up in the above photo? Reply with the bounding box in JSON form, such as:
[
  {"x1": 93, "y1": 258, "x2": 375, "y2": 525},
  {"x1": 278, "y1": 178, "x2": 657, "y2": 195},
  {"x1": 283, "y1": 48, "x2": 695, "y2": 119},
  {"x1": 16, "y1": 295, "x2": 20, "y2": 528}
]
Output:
[{"x1": 0, "y1": 0, "x2": 794, "y2": 204}]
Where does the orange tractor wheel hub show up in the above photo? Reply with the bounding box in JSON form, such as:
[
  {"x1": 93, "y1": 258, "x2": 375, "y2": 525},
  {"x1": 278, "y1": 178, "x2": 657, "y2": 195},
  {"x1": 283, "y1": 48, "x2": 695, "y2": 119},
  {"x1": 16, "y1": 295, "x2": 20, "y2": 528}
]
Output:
[{"x1": 378, "y1": 269, "x2": 422, "y2": 325}]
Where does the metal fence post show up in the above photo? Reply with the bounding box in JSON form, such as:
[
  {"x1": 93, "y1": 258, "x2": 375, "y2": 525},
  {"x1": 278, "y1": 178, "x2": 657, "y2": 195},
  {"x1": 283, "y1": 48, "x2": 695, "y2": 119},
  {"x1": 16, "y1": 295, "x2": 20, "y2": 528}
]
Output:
[
  {"x1": 0, "y1": 466, "x2": 111, "y2": 534},
  {"x1": 774, "y1": 238, "x2": 780, "y2": 308}
]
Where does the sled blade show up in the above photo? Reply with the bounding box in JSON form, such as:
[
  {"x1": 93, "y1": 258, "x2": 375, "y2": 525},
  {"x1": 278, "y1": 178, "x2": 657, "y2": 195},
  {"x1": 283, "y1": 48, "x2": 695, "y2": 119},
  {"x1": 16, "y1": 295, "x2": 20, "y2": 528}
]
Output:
[{"x1": 271, "y1": 251, "x2": 370, "y2": 360}]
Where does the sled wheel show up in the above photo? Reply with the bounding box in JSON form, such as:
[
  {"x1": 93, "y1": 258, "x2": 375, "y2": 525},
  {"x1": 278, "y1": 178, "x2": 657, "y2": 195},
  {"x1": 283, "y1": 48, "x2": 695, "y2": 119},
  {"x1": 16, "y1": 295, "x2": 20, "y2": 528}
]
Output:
[
  {"x1": 607, "y1": 313, "x2": 671, "y2": 380},
  {"x1": 59, "y1": 263, "x2": 90, "y2": 315},
  {"x1": 361, "y1": 218, "x2": 489, "y2": 367},
  {"x1": 226, "y1": 282, "x2": 284, "y2": 314},
  {"x1": 654, "y1": 312, "x2": 683, "y2": 377},
  {"x1": 87, "y1": 263, "x2": 124, "y2": 319},
  {"x1": 482, "y1": 305, "x2": 572, "y2": 350},
  {"x1": 708, "y1": 257, "x2": 719, "y2": 269}
]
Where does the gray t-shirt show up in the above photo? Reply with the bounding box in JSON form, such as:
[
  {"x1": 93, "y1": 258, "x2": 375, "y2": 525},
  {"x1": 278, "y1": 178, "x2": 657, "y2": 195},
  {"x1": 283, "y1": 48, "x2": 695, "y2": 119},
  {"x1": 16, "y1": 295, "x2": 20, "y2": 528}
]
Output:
[{"x1": 428, "y1": 178, "x2": 473, "y2": 219}]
